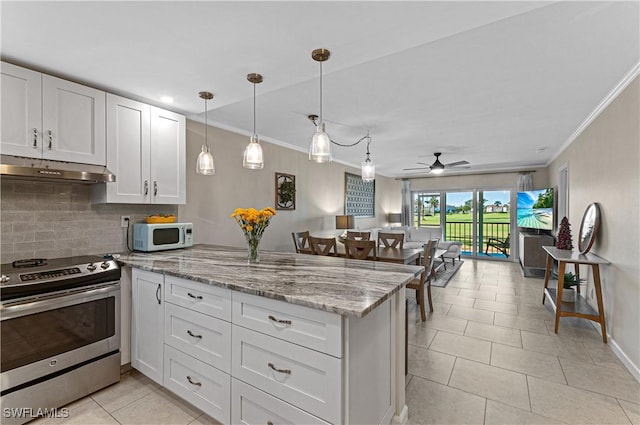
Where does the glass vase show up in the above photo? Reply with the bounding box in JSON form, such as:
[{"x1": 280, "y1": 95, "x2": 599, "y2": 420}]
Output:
[{"x1": 246, "y1": 236, "x2": 261, "y2": 264}]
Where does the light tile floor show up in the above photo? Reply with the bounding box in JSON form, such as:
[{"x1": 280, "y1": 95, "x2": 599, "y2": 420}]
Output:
[{"x1": 29, "y1": 259, "x2": 639, "y2": 425}]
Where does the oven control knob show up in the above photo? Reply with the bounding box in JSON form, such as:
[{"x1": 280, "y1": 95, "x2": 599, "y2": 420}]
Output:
[
  {"x1": 100, "y1": 261, "x2": 110, "y2": 270},
  {"x1": 0, "y1": 275, "x2": 9, "y2": 284},
  {"x1": 87, "y1": 264, "x2": 97, "y2": 272}
]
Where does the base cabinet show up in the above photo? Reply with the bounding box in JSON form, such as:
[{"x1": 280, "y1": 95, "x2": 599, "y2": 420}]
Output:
[
  {"x1": 131, "y1": 269, "x2": 164, "y2": 385},
  {"x1": 131, "y1": 268, "x2": 402, "y2": 425}
]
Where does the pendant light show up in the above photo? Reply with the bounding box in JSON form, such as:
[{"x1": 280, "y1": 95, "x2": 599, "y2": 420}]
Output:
[
  {"x1": 196, "y1": 91, "x2": 215, "y2": 175},
  {"x1": 243, "y1": 73, "x2": 264, "y2": 169},
  {"x1": 309, "y1": 48, "x2": 332, "y2": 163},
  {"x1": 361, "y1": 132, "x2": 375, "y2": 182}
]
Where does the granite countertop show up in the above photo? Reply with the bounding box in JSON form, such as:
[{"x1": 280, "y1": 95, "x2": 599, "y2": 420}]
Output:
[{"x1": 119, "y1": 244, "x2": 423, "y2": 317}]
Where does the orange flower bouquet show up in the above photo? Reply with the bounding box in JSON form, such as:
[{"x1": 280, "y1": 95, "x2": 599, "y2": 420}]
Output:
[{"x1": 231, "y1": 207, "x2": 276, "y2": 263}]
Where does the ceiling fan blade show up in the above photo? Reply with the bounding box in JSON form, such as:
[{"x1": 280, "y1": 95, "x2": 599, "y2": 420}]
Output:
[
  {"x1": 402, "y1": 167, "x2": 430, "y2": 171},
  {"x1": 416, "y1": 162, "x2": 430, "y2": 166},
  {"x1": 445, "y1": 160, "x2": 470, "y2": 167}
]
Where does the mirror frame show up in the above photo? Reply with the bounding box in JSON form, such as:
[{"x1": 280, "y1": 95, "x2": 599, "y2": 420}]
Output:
[{"x1": 578, "y1": 202, "x2": 601, "y2": 254}]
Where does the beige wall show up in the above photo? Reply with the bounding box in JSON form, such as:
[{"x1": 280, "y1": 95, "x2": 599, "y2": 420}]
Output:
[
  {"x1": 179, "y1": 120, "x2": 402, "y2": 252},
  {"x1": 410, "y1": 169, "x2": 548, "y2": 193},
  {"x1": 548, "y1": 77, "x2": 640, "y2": 376}
]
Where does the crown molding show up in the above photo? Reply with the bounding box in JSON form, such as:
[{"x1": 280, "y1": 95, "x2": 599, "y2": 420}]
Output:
[{"x1": 547, "y1": 62, "x2": 640, "y2": 166}]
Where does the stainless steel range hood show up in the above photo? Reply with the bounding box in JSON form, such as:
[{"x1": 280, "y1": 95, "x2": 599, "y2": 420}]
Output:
[{"x1": 0, "y1": 155, "x2": 116, "y2": 184}]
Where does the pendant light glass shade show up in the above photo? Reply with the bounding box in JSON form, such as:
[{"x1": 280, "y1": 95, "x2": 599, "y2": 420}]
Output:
[
  {"x1": 309, "y1": 122, "x2": 332, "y2": 163},
  {"x1": 196, "y1": 91, "x2": 215, "y2": 175},
  {"x1": 196, "y1": 145, "x2": 215, "y2": 175},
  {"x1": 243, "y1": 73, "x2": 264, "y2": 169},
  {"x1": 361, "y1": 156, "x2": 375, "y2": 182},
  {"x1": 243, "y1": 135, "x2": 264, "y2": 169}
]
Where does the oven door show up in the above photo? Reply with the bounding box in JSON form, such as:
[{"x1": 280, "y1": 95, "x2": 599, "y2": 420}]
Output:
[{"x1": 0, "y1": 282, "x2": 120, "y2": 392}]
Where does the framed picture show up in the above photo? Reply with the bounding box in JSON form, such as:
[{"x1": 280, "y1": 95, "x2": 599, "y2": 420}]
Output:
[
  {"x1": 344, "y1": 172, "x2": 375, "y2": 217},
  {"x1": 275, "y1": 172, "x2": 296, "y2": 210}
]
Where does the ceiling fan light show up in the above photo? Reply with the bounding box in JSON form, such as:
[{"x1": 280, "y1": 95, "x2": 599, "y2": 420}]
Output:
[
  {"x1": 243, "y1": 135, "x2": 264, "y2": 169},
  {"x1": 309, "y1": 123, "x2": 332, "y2": 163},
  {"x1": 431, "y1": 166, "x2": 444, "y2": 175},
  {"x1": 196, "y1": 144, "x2": 215, "y2": 175},
  {"x1": 361, "y1": 157, "x2": 375, "y2": 182}
]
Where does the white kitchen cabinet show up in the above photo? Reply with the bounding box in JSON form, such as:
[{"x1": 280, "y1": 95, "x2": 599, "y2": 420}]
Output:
[
  {"x1": 1, "y1": 61, "x2": 106, "y2": 165},
  {"x1": 93, "y1": 94, "x2": 185, "y2": 204},
  {"x1": 131, "y1": 268, "x2": 165, "y2": 385}
]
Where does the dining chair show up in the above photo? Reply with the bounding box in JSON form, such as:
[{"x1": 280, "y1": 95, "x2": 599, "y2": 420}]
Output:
[
  {"x1": 406, "y1": 239, "x2": 438, "y2": 321},
  {"x1": 377, "y1": 232, "x2": 404, "y2": 249},
  {"x1": 291, "y1": 230, "x2": 313, "y2": 254},
  {"x1": 346, "y1": 231, "x2": 371, "y2": 241},
  {"x1": 309, "y1": 236, "x2": 338, "y2": 256},
  {"x1": 344, "y1": 239, "x2": 376, "y2": 260}
]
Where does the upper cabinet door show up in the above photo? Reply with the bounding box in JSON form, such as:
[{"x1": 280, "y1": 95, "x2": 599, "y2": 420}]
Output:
[
  {"x1": 42, "y1": 75, "x2": 106, "y2": 165},
  {"x1": 150, "y1": 107, "x2": 186, "y2": 204},
  {"x1": 105, "y1": 94, "x2": 151, "y2": 203},
  {"x1": 1, "y1": 62, "x2": 42, "y2": 156}
]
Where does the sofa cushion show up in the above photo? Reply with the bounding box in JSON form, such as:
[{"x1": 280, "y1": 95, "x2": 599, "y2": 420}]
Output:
[{"x1": 409, "y1": 227, "x2": 441, "y2": 242}]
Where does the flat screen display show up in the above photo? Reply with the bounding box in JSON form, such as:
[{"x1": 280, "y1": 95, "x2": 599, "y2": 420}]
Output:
[{"x1": 517, "y1": 188, "x2": 554, "y2": 230}]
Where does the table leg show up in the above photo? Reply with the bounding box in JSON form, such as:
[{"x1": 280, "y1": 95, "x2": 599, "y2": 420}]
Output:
[
  {"x1": 592, "y1": 264, "x2": 608, "y2": 343},
  {"x1": 575, "y1": 264, "x2": 581, "y2": 295},
  {"x1": 554, "y1": 261, "x2": 566, "y2": 334},
  {"x1": 543, "y1": 254, "x2": 553, "y2": 304}
]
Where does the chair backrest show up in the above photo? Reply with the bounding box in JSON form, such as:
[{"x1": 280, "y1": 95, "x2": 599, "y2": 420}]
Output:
[
  {"x1": 309, "y1": 236, "x2": 337, "y2": 256},
  {"x1": 420, "y1": 239, "x2": 439, "y2": 284},
  {"x1": 346, "y1": 231, "x2": 371, "y2": 241},
  {"x1": 344, "y1": 239, "x2": 376, "y2": 260},
  {"x1": 291, "y1": 231, "x2": 312, "y2": 254},
  {"x1": 378, "y1": 232, "x2": 404, "y2": 249}
]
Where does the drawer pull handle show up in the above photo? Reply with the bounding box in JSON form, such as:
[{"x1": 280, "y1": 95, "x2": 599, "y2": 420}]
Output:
[
  {"x1": 267, "y1": 422, "x2": 274, "y2": 425},
  {"x1": 187, "y1": 330, "x2": 202, "y2": 339},
  {"x1": 187, "y1": 292, "x2": 203, "y2": 300},
  {"x1": 186, "y1": 376, "x2": 202, "y2": 387},
  {"x1": 268, "y1": 363, "x2": 291, "y2": 375},
  {"x1": 268, "y1": 315, "x2": 291, "y2": 325}
]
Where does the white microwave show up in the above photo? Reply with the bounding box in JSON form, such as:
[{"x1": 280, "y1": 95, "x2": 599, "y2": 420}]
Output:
[{"x1": 133, "y1": 222, "x2": 194, "y2": 252}]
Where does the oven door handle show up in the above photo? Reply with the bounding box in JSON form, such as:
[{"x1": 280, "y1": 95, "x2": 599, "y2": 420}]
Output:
[{"x1": 1, "y1": 282, "x2": 120, "y2": 318}]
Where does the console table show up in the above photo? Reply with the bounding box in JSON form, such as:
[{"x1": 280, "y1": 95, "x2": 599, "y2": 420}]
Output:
[{"x1": 542, "y1": 246, "x2": 609, "y2": 343}]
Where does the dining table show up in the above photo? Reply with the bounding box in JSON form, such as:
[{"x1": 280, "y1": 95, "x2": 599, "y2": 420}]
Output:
[{"x1": 334, "y1": 245, "x2": 424, "y2": 265}]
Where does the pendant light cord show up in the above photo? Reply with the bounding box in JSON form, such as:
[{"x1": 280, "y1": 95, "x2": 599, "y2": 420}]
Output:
[
  {"x1": 319, "y1": 61, "x2": 323, "y2": 125},
  {"x1": 204, "y1": 98, "x2": 209, "y2": 149},
  {"x1": 253, "y1": 82, "x2": 256, "y2": 136}
]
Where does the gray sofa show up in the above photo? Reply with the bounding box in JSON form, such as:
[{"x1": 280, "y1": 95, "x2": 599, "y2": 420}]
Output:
[{"x1": 368, "y1": 226, "x2": 463, "y2": 265}]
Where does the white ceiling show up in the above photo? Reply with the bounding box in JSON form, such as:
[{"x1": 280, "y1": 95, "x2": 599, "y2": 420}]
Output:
[{"x1": 2, "y1": 1, "x2": 638, "y2": 178}]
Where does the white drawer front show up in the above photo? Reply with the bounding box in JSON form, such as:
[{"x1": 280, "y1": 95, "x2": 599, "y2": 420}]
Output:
[
  {"x1": 232, "y1": 325, "x2": 341, "y2": 424},
  {"x1": 232, "y1": 292, "x2": 342, "y2": 357},
  {"x1": 164, "y1": 345, "x2": 230, "y2": 424},
  {"x1": 164, "y1": 302, "x2": 231, "y2": 373},
  {"x1": 232, "y1": 378, "x2": 330, "y2": 425},
  {"x1": 165, "y1": 275, "x2": 231, "y2": 321}
]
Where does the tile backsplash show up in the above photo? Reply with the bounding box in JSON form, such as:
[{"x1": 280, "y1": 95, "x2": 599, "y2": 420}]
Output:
[{"x1": 1, "y1": 179, "x2": 177, "y2": 263}]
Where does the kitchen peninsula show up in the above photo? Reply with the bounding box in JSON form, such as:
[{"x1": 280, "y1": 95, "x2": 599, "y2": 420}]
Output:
[{"x1": 119, "y1": 244, "x2": 422, "y2": 425}]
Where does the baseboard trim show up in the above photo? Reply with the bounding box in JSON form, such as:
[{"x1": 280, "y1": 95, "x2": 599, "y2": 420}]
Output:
[{"x1": 590, "y1": 322, "x2": 640, "y2": 382}]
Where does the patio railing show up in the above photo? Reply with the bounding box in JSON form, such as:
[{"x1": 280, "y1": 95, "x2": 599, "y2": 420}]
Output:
[{"x1": 444, "y1": 221, "x2": 511, "y2": 256}]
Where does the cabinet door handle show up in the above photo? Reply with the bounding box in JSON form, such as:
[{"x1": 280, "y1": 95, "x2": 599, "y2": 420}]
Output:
[
  {"x1": 144, "y1": 180, "x2": 149, "y2": 196},
  {"x1": 47, "y1": 130, "x2": 52, "y2": 150},
  {"x1": 187, "y1": 292, "x2": 203, "y2": 300},
  {"x1": 186, "y1": 376, "x2": 202, "y2": 387},
  {"x1": 268, "y1": 315, "x2": 291, "y2": 325},
  {"x1": 33, "y1": 128, "x2": 38, "y2": 148},
  {"x1": 268, "y1": 363, "x2": 291, "y2": 375},
  {"x1": 187, "y1": 330, "x2": 202, "y2": 339},
  {"x1": 153, "y1": 181, "x2": 158, "y2": 196},
  {"x1": 156, "y1": 284, "x2": 161, "y2": 304},
  {"x1": 267, "y1": 422, "x2": 274, "y2": 425}
]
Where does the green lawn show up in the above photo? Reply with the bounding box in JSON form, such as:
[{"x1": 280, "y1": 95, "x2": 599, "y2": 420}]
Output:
[{"x1": 414, "y1": 212, "x2": 511, "y2": 252}]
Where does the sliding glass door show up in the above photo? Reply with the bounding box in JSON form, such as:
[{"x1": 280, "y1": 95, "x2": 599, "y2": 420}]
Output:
[{"x1": 413, "y1": 189, "x2": 512, "y2": 259}]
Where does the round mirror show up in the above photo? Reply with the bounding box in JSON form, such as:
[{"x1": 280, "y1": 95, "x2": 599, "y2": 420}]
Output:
[{"x1": 578, "y1": 202, "x2": 601, "y2": 254}]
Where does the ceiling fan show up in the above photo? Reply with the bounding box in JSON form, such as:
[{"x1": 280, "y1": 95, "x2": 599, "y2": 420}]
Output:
[{"x1": 403, "y1": 152, "x2": 470, "y2": 174}]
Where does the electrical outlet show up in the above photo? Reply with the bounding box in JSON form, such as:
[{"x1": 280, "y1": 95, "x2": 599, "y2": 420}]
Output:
[{"x1": 120, "y1": 216, "x2": 131, "y2": 228}]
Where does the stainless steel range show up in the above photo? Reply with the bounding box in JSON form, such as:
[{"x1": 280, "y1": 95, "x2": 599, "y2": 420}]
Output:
[{"x1": 0, "y1": 256, "x2": 121, "y2": 424}]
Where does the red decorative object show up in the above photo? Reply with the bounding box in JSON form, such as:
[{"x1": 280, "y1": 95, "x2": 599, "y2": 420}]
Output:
[{"x1": 556, "y1": 216, "x2": 573, "y2": 250}]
